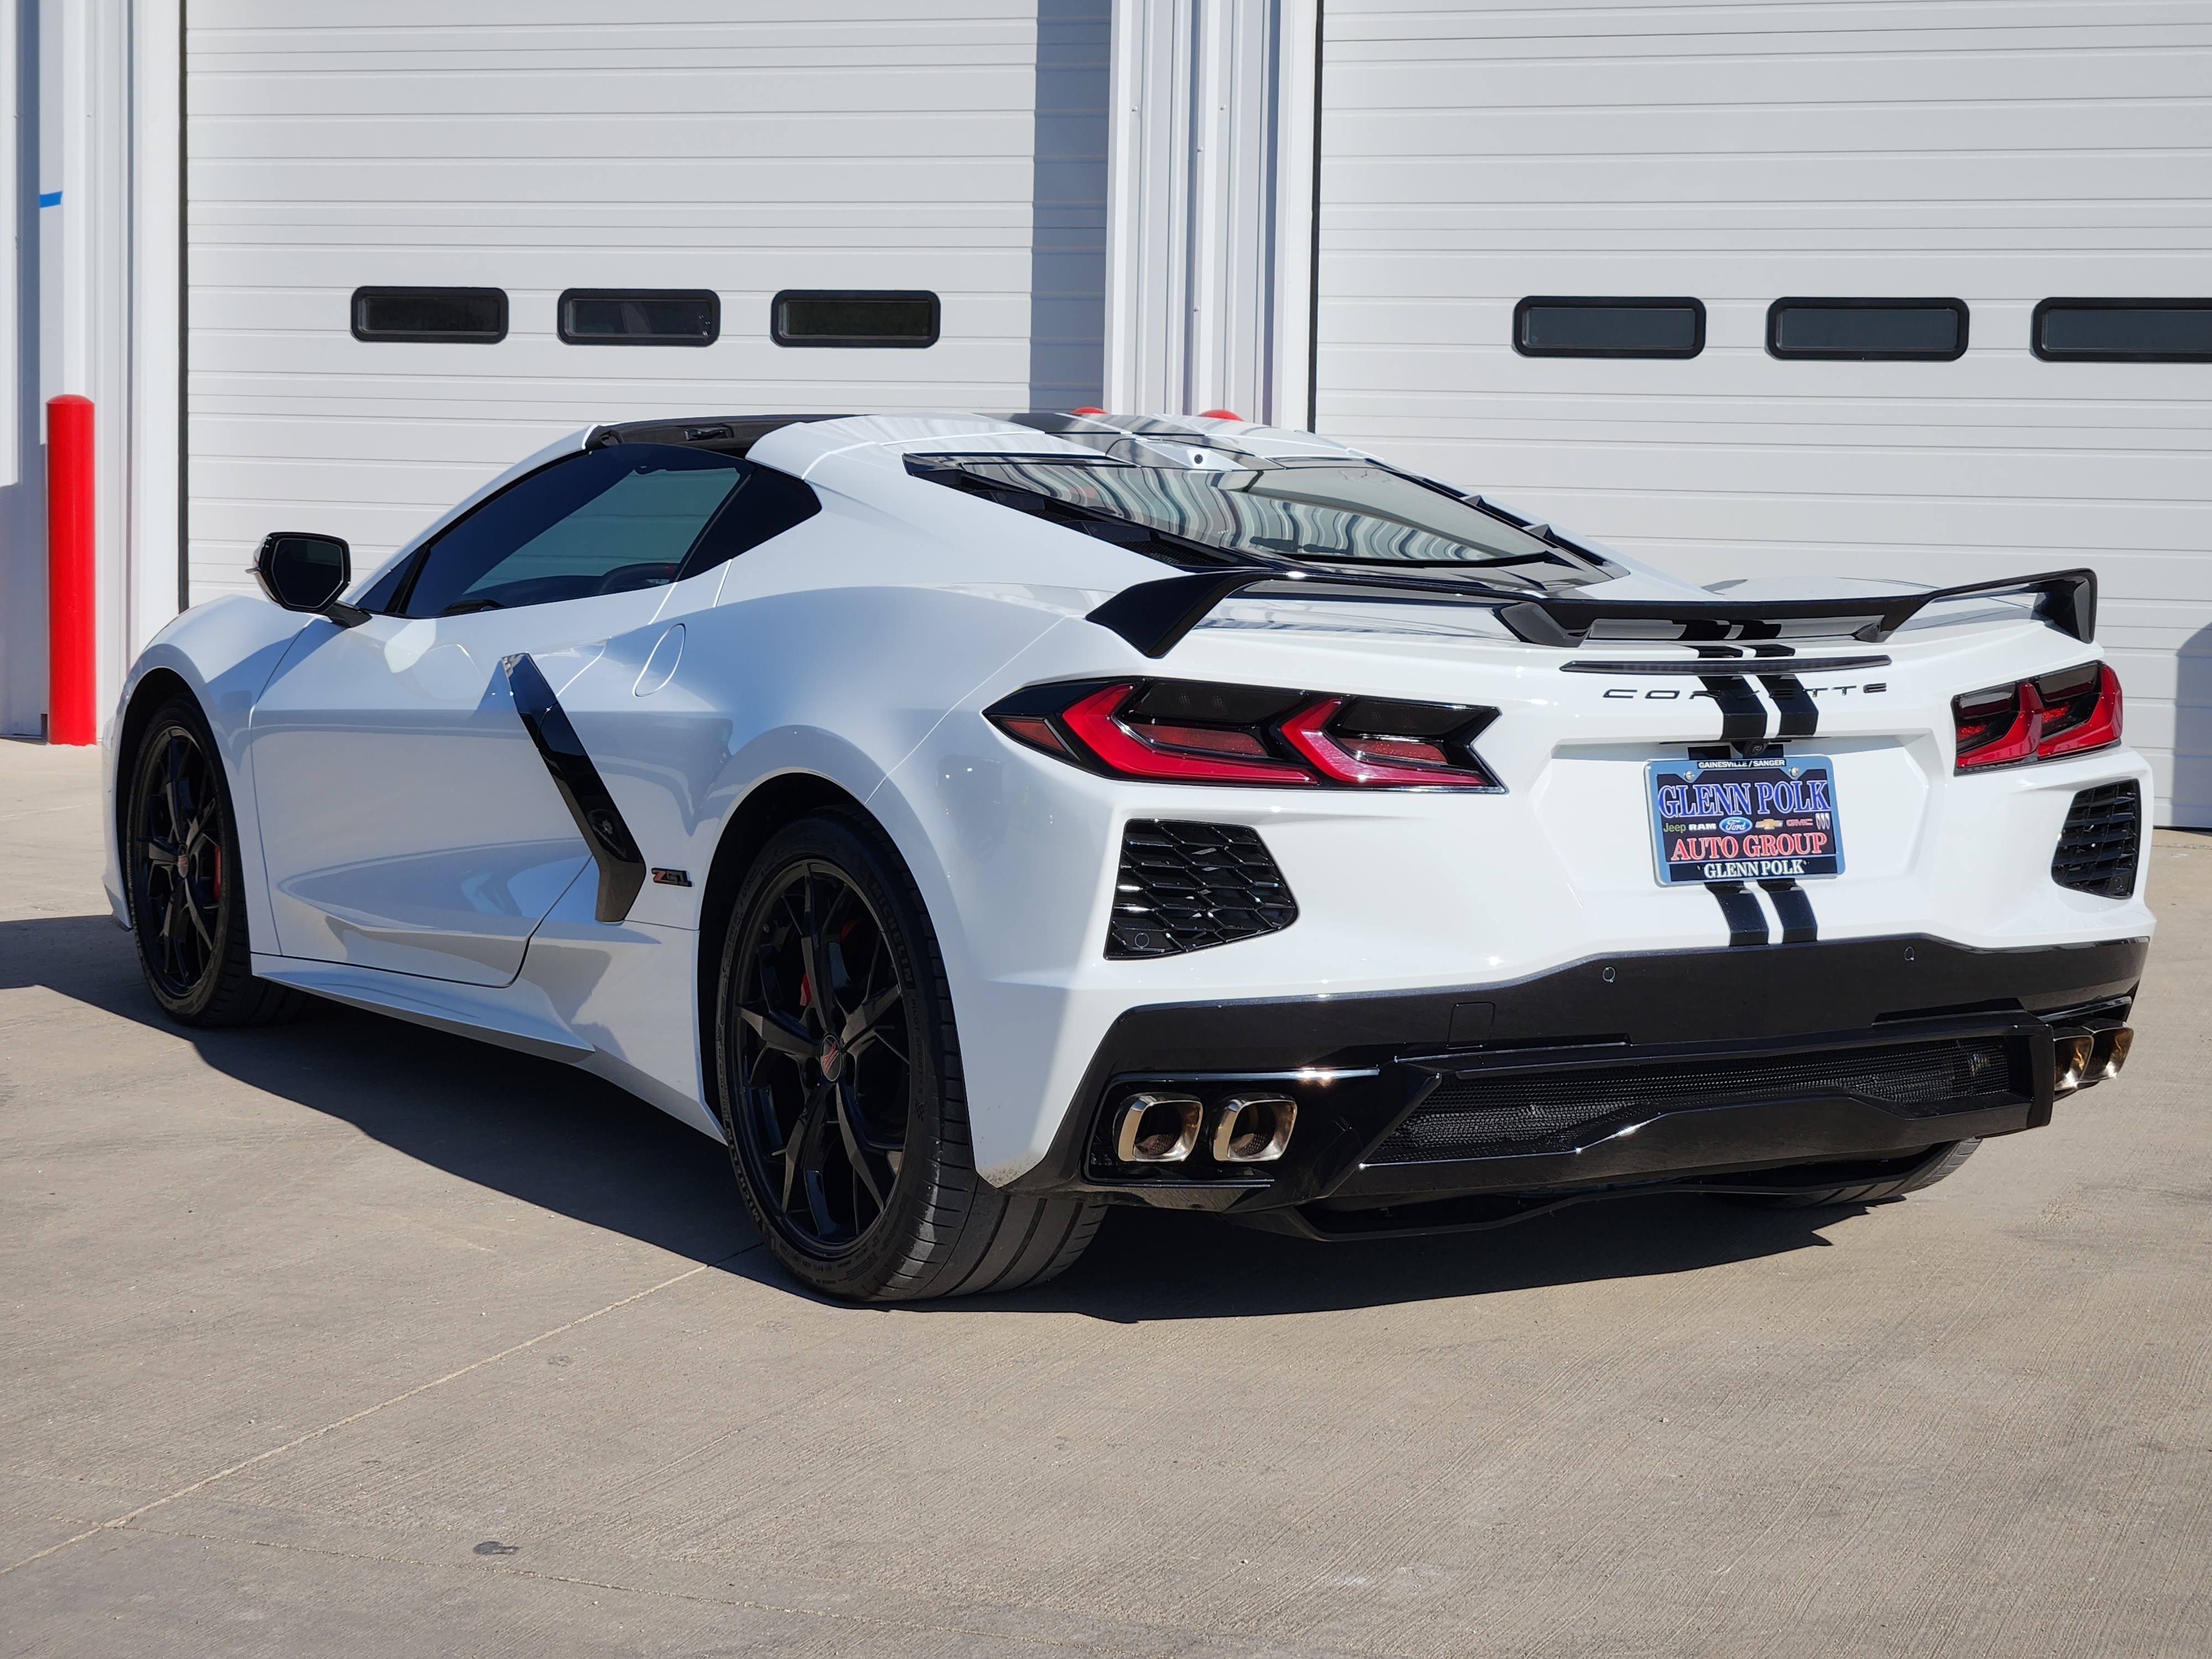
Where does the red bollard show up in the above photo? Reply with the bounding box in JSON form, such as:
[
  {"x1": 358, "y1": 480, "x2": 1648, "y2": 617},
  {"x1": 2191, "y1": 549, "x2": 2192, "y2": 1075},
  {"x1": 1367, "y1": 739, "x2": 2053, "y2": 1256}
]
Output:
[{"x1": 46, "y1": 394, "x2": 96, "y2": 745}]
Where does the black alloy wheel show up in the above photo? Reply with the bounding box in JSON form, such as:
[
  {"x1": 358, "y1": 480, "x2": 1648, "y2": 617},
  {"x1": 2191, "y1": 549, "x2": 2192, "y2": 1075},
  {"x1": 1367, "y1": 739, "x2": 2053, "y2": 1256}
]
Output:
[
  {"x1": 132, "y1": 720, "x2": 227, "y2": 1001},
  {"x1": 712, "y1": 811, "x2": 1107, "y2": 1302},
  {"x1": 125, "y1": 697, "x2": 300, "y2": 1027},
  {"x1": 726, "y1": 855, "x2": 912, "y2": 1256}
]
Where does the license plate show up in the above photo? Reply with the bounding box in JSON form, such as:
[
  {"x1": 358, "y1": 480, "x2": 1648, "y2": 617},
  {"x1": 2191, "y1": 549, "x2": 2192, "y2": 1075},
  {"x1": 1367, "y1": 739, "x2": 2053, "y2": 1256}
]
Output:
[{"x1": 1646, "y1": 755, "x2": 1845, "y2": 885}]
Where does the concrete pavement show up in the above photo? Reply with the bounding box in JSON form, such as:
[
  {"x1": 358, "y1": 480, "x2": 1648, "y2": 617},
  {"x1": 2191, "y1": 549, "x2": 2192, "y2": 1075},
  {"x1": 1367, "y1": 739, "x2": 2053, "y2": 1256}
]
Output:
[{"x1": 2, "y1": 738, "x2": 2207, "y2": 1657}]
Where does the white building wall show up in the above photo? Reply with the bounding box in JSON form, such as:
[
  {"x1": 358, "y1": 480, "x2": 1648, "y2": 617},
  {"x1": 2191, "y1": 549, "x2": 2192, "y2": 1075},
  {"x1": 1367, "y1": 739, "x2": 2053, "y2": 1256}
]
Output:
[
  {"x1": 184, "y1": 1, "x2": 1112, "y2": 606},
  {"x1": 1103, "y1": 0, "x2": 1313, "y2": 424},
  {"x1": 1314, "y1": 0, "x2": 2212, "y2": 826}
]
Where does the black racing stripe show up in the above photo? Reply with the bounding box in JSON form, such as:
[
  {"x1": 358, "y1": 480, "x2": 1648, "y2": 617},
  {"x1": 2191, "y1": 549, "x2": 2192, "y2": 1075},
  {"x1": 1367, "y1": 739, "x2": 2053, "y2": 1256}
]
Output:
[
  {"x1": 1760, "y1": 879, "x2": 1819, "y2": 943},
  {"x1": 504, "y1": 653, "x2": 648, "y2": 925},
  {"x1": 1697, "y1": 674, "x2": 1769, "y2": 744},
  {"x1": 1707, "y1": 881, "x2": 1770, "y2": 947},
  {"x1": 1758, "y1": 673, "x2": 1820, "y2": 738}
]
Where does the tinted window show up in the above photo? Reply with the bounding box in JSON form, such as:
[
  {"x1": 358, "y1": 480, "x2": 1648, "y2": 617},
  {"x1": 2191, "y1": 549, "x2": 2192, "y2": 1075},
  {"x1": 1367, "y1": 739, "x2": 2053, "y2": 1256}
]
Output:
[
  {"x1": 1768, "y1": 299, "x2": 1967, "y2": 360},
  {"x1": 393, "y1": 445, "x2": 820, "y2": 617},
  {"x1": 917, "y1": 456, "x2": 1602, "y2": 584},
  {"x1": 773, "y1": 290, "x2": 940, "y2": 348},
  {"x1": 1515, "y1": 297, "x2": 1704, "y2": 358},
  {"x1": 352, "y1": 288, "x2": 508, "y2": 343},
  {"x1": 2033, "y1": 299, "x2": 2212, "y2": 362},
  {"x1": 559, "y1": 289, "x2": 720, "y2": 346}
]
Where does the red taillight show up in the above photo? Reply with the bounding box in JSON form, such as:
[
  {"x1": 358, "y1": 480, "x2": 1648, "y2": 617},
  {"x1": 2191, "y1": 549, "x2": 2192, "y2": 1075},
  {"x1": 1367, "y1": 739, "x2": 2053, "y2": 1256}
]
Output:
[
  {"x1": 1954, "y1": 662, "x2": 2122, "y2": 771},
  {"x1": 1058, "y1": 683, "x2": 1314, "y2": 786},
  {"x1": 988, "y1": 680, "x2": 1501, "y2": 791},
  {"x1": 1279, "y1": 697, "x2": 1494, "y2": 787}
]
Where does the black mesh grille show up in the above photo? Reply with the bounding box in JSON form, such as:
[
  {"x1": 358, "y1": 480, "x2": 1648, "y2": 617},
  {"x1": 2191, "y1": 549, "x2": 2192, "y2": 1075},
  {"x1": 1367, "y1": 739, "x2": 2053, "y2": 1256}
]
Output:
[
  {"x1": 2052, "y1": 781, "x2": 2141, "y2": 899},
  {"x1": 1374, "y1": 1037, "x2": 2021, "y2": 1164},
  {"x1": 1107, "y1": 821, "x2": 1297, "y2": 958}
]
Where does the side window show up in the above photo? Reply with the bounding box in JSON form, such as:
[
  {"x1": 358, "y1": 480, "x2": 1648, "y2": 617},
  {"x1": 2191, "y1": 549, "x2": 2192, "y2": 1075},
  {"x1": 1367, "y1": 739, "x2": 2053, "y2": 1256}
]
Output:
[{"x1": 390, "y1": 445, "x2": 820, "y2": 617}]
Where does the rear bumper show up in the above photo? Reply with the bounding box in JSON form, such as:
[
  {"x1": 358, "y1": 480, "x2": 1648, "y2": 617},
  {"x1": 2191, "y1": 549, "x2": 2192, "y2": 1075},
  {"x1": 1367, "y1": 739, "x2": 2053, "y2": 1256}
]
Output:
[{"x1": 1008, "y1": 933, "x2": 2147, "y2": 1228}]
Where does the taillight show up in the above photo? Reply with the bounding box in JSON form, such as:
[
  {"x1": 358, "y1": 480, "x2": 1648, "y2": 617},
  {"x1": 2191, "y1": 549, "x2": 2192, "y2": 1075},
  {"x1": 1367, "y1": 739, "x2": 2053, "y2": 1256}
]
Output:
[
  {"x1": 1953, "y1": 662, "x2": 2122, "y2": 771},
  {"x1": 986, "y1": 679, "x2": 1502, "y2": 791}
]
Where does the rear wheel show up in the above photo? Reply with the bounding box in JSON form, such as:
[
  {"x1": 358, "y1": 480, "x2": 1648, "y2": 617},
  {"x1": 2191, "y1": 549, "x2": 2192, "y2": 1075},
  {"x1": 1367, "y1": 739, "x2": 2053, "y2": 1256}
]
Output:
[
  {"x1": 125, "y1": 696, "x2": 300, "y2": 1027},
  {"x1": 712, "y1": 811, "x2": 1104, "y2": 1301},
  {"x1": 1728, "y1": 1139, "x2": 1981, "y2": 1209}
]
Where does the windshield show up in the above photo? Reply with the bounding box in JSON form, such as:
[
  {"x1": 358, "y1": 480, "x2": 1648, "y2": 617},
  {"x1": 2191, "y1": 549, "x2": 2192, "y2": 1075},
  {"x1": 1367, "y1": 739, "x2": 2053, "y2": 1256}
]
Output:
[{"x1": 925, "y1": 457, "x2": 1588, "y2": 573}]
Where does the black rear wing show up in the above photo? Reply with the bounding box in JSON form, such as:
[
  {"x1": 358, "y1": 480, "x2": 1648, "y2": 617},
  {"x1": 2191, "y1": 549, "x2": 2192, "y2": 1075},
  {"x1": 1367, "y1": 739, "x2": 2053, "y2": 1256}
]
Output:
[{"x1": 1087, "y1": 566, "x2": 2098, "y2": 659}]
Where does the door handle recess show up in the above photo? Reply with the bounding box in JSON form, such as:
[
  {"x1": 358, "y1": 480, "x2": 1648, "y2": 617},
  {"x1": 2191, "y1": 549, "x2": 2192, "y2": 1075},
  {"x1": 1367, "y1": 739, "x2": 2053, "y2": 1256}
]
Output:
[{"x1": 503, "y1": 653, "x2": 648, "y2": 924}]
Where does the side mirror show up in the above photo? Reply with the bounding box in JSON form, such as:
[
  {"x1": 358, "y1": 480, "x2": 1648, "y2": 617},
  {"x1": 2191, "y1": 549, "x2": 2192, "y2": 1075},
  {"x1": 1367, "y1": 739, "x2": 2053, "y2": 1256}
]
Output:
[{"x1": 253, "y1": 533, "x2": 368, "y2": 627}]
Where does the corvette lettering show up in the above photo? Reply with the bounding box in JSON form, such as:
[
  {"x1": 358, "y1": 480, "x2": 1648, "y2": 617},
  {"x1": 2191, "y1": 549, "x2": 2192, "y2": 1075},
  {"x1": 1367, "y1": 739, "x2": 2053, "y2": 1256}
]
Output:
[{"x1": 1603, "y1": 681, "x2": 1887, "y2": 700}]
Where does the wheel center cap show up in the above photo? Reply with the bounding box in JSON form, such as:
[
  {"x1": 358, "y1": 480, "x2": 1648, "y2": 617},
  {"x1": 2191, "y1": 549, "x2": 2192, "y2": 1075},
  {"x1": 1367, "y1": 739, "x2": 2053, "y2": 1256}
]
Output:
[{"x1": 818, "y1": 1035, "x2": 845, "y2": 1081}]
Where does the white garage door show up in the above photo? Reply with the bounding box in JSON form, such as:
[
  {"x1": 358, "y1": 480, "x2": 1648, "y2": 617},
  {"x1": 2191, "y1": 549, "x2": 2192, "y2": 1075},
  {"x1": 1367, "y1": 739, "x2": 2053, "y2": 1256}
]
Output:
[
  {"x1": 1314, "y1": 1, "x2": 2212, "y2": 826},
  {"x1": 186, "y1": 1, "x2": 1108, "y2": 604}
]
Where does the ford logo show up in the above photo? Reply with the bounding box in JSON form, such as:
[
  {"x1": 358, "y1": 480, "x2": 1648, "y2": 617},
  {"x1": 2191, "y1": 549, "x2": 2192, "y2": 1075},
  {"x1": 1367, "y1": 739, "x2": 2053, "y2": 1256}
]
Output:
[{"x1": 1720, "y1": 815, "x2": 1752, "y2": 833}]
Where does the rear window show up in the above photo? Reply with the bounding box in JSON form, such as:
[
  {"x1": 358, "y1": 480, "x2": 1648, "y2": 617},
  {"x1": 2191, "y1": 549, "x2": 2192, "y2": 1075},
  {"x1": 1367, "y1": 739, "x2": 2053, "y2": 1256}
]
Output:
[{"x1": 914, "y1": 455, "x2": 1605, "y2": 582}]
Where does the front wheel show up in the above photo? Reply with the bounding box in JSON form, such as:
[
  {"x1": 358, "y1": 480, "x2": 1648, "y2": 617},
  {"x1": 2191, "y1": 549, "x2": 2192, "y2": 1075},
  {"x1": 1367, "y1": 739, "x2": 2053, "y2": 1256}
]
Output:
[
  {"x1": 712, "y1": 810, "x2": 1103, "y2": 1301},
  {"x1": 125, "y1": 696, "x2": 300, "y2": 1026}
]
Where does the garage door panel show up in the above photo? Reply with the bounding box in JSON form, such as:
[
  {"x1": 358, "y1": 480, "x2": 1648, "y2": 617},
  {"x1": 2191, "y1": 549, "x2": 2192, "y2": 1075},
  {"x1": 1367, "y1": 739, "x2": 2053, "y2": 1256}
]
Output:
[
  {"x1": 1324, "y1": 101, "x2": 2212, "y2": 163},
  {"x1": 1319, "y1": 2, "x2": 2210, "y2": 820},
  {"x1": 188, "y1": 1, "x2": 1110, "y2": 607}
]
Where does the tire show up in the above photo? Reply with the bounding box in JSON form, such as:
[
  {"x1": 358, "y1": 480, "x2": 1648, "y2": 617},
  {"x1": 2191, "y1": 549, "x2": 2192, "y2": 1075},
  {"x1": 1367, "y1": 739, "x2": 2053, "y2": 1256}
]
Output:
[
  {"x1": 124, "y1": 696, "x2": 302, "y2": 1027},
  {"x1": 1729, "y1": 1139, "x2": 1981, "y2": 1209},
  {"x1": 711, "y1": 809, "x2": 1105, "y2": 1302}
]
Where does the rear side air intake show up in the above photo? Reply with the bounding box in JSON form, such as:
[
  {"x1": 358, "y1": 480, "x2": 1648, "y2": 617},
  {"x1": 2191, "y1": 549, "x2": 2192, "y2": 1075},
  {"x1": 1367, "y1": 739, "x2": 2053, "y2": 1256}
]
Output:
[
  {"x1": 1107, "y1": 821, "x2": 1297, "y2": 958},
  {"x1": 2052, "y1": 781, "x2": 2141, "y2": 898}
]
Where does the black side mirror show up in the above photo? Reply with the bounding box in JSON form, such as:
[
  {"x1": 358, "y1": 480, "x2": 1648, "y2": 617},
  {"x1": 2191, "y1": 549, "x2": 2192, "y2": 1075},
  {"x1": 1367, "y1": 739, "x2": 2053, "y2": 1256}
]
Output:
[{"x1": 253, "y1": 533, "x2": 368, "y2": 627}]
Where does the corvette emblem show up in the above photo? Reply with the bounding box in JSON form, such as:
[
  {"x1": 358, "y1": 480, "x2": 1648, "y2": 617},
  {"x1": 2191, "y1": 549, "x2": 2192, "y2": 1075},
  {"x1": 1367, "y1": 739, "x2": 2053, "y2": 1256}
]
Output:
[{"x1": 819, "y1": 1036, "x2": 844, "y2": 1080}]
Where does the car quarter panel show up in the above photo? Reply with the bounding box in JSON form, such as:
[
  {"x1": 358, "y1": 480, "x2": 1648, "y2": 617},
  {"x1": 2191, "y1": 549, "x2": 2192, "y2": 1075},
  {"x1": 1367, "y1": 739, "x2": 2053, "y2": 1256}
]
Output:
[{"x1": 102, "y1": 596, "x2": 317, "y2": 946}]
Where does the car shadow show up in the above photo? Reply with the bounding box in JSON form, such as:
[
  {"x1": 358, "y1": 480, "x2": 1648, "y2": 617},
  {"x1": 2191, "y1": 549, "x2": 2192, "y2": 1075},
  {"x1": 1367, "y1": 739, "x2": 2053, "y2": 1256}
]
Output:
[{"x1": 4, "y1": 911, "x2": 1860, "y2": 1322}]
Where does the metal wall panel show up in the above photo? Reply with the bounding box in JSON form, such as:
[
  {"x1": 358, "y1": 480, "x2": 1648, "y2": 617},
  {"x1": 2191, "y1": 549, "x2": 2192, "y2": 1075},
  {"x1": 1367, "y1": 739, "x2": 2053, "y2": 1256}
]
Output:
[
  {"x1": 1316, "y1": 0, "x2": 2212, "y2": 826},
  {"x1": 185, "y1": 1, "x2": 1109, "y2": 602}
]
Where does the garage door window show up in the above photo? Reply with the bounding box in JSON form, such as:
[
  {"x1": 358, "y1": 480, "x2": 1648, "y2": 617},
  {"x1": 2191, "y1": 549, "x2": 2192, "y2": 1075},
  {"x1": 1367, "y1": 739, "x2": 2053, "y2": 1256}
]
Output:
[
  {"x1": 559, "y1": 289, "x2": 721, "y2": 347},
  {"x1": 2033, "y1": 299, "x2": 2212, "y2": 363},
  {"x1": 1514, "y1": 297, "x2": 1705, "y2": 359},
  {"x1": 351, "y1": 288, "x2": 508, "y2": 343},
  {"x1": 773, "y1": 290, "x2": 940, "y2": 348},
  {"x1": 1767, "y1": 299, "x2": 1968, "y2": 361}
]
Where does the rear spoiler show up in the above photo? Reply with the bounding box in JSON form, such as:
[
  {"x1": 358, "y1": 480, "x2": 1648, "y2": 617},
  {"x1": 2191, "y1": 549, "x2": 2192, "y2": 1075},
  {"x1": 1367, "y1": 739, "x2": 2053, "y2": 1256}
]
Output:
[{"x1": 1087, "y1": 566, "x2": 2098, "y2": 659}]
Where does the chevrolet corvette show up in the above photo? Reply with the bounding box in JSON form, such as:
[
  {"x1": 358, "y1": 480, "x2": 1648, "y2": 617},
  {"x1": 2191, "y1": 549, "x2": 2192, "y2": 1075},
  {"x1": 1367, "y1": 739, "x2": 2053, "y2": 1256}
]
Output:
[{"x1": 104, "y1": 411, "x2": 2151, "y2": 1299}]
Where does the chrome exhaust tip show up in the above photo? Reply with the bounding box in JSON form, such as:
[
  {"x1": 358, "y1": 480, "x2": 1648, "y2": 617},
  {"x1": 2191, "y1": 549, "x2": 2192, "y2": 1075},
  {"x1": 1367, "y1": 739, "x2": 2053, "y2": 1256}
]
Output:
[
  {"x1": 1114, "y1": 1092, "x2": 1203, "y2": 1162},
  {"x1": 2054, "y1": 1032, "x2": 2096, "y2": 1095},
  {"x1": 2091, "y1": 1026, "x2": 2133, "y2": 1082},
  {"x1": 1210, "y1": 1093, "x2": 1296, "y2": 1163}
]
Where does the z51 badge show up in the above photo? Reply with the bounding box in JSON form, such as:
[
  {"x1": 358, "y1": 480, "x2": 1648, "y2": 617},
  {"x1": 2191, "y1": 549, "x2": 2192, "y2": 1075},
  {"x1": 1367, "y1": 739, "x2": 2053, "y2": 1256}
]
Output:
[{"x1": 1646, "y1": 755, "x2": 1844, "y2": 885}]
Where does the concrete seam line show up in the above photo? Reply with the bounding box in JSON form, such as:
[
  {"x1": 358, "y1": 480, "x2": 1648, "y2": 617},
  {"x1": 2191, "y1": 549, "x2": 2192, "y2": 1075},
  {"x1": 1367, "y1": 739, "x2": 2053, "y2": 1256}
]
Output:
[
  {"x1": 0, "y1": 1250, "x2": 753, "y2": 1579},
  {"x1": 117, "y1": 1526, "x2": 1228, "y2": 1659}
]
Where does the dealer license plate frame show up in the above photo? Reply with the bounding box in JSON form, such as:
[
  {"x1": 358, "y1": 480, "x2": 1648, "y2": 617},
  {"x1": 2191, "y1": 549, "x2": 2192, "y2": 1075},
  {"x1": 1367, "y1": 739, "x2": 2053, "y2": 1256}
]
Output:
[{"x1": 1646, "y1": 754, "x2": 1846, "y2": 886}]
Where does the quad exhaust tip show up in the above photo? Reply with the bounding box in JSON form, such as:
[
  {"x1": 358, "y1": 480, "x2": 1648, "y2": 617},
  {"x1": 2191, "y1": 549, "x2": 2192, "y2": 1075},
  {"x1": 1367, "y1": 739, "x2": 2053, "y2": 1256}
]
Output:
[
  {"x1": 1211, "y1": 1093, "x2": 1297, "y2": 1163},
  {"x1": 1114, "y1": 1092, "x2": 1203, "y2": 1162},
  {"x1": 2055, "y1": 1026, "x2": 2133, "y2": 1095},
  {"x1": 1110, "y1": 1090, "x2": 1299, "y2": 1165}
]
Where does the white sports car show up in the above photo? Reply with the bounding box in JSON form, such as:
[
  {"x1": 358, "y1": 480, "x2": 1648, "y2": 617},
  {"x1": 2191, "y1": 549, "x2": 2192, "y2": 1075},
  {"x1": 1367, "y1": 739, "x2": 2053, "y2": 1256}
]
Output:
[{"x1": 104, "y1": 412, "x2": 2151, "y2": 1300}]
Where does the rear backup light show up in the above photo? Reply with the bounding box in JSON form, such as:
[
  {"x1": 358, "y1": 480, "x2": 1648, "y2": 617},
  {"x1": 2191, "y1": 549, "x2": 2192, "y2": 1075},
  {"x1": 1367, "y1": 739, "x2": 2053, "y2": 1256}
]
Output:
[
  {"x1": 1953, "y1": 662, "x2": 2122, "y2": 772},
  {"x1": 987, "y1": 679, "x2": 1501, "y2": 791}
]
